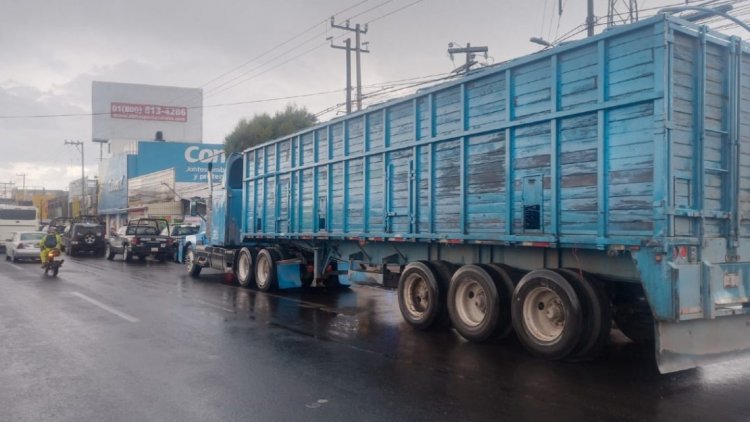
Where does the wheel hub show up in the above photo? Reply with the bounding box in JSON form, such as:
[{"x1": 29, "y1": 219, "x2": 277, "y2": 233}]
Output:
[
  {"x1": 523, "y1": 286, "x2": 566, "y2": 343},
  {"x1": 238, "y1": 252, "x2": 251, "y2": 283},
  {"x1": 257, "y1": 257, "x2": 270, "y2": 287},
  {"x1": 404, "y1": 273, "x2": 430, "y2": 317},
  {"x1": 454, "y1": 279, "x2": 487, "y2": 327}
]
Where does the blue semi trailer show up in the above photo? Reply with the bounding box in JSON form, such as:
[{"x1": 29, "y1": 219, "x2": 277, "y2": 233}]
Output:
[{"x1": 190, "y1": 14, "x2": 750, "y2": 373}]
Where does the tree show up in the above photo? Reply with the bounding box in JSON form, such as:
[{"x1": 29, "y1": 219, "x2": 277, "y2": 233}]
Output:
[{"x1": 224, "y1": 104, "x2": 317, "y2": 153}]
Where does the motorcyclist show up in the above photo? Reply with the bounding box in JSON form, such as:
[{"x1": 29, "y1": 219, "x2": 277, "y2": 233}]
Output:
[{"x1": 40, "y1": 226, "x2": 62, "y2": 267}]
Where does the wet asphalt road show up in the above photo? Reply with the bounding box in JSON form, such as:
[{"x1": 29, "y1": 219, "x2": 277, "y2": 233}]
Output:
[{"x1": 1, "y1": 256, "x2": 750, "y2": 422}]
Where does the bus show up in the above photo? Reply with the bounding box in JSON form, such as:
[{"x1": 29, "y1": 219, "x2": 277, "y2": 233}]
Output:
[{"x1": 0, "y1": 204, "x2": 39, "y2": 253}]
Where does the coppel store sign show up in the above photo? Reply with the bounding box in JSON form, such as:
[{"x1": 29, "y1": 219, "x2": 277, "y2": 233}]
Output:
[{"x1": 128, "y1": 141, "x2": 225, "y2": 183}]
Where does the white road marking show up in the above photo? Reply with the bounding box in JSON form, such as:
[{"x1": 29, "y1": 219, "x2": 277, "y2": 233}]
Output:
[
  {"x1": 6, "y1": 262, "x2": 23, "y2": 271},
  {"x1": 191, "y1": 297, "x2": 236, "y2": 313},
  {"x1": 71, "y1": 292, "x2": 139, "y2": 323}
]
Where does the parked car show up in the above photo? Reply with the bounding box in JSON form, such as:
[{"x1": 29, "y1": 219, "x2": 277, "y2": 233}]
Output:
[
  {"x1": 5, "y1": 231, "x2": 45, "y2": 262},
  {"x1": 105, "y1": 218, "x2": 172, "y2": 262},
  {"x1": 169, "y1": 223, "x2": 201, "y2": 262},
  {"x1": 63, "y1": 217, "x2": 106, "y2": 257}
]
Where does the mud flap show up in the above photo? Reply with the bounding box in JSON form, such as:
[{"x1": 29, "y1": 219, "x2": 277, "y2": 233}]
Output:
[{"x1": 656, "y1": 313, "x2": 750, "y2": 373}]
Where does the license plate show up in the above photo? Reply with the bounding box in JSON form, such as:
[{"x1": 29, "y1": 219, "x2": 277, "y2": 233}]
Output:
[{"x1": 151, "y1": 247, "x2": 159, "y2": 252}]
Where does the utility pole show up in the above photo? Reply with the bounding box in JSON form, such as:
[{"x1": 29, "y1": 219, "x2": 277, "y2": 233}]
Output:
[
  {"x1": 448, "y1": 43, "x2": 489, "y2": 74},
  {"x1": 330, "y1": 37, "x2": 353, "y2": 114},
  {"x1": 16, "y1": 173, "x2": 26, "y2": 203},
  {"x1": 65, "y1": 140, "x2": 85, "y2": 214},
  {"x1": 330, "y1": 17, "x2": 370, "y2": 113},
  {"x1": 587, "y1": 0, "x2": 596, "y2": 36}
]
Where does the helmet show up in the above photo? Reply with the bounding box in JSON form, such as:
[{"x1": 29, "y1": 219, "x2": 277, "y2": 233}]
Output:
[{"x1": 47, "y1": 226, "x2": 56, "y2": 234}]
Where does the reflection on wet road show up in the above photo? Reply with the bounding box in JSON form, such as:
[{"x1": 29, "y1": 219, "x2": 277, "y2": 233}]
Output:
[{"x1": 1, "y1": 255, "x2": 750, "y2": 421}]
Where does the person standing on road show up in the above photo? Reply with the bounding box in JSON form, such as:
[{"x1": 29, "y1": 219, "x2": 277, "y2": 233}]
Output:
[{"x1": 39, "y1": 226, "x2": 62, "y2": 267}]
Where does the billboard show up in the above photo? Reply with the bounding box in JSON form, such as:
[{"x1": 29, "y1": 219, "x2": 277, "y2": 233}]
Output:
[
  {"x1": 128, "y1": 141, "x2": 225, "y2": 184},
  {"x1": 92, "y1": 81, "x2": 203, "y2": 142}
]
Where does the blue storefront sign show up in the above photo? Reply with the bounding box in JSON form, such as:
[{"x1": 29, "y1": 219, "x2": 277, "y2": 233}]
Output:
[
  {"x1": 99, "y1": 141, "x2": 225, "y2": 216},
  {"x1": 128, "y1": 141, "x2": 225, "y2": 183}
]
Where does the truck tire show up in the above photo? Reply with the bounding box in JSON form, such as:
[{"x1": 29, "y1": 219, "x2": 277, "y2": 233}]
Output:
[
  {"x1": 255, "y1": 248, "x2": 279, "y2": 292},
  {"x1": 554, "y1": 268, "x2": 611, "y2": 360},
  {"x1": 512, "y1": 269, "x2": 583, "y2": 360},
  {"x1": 429, "y1": 260, "x2": 457, "y2": 328},
  {"x1": 447, "y1": 264, "x2": 507, "y2": 342},
  {"x1": 235, "y1": 248, "x2": 255, "y2": 287},
  {"x1": 479, "y1": 263, "x2": 516, "y2": 340},
  {"x1": 185, "y1": 246, "x2": 201, "y2": 277},
  {"x1": 398, "y1": 261, "x2": 444, "y2": 330}
]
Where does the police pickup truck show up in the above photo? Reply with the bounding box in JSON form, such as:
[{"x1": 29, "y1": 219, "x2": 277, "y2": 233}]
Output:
[{"x1": 105, "y1": 218, "x2": 172, "y2": 262}]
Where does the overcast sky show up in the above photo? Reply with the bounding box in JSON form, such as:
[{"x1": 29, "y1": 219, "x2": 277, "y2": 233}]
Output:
[{"x1": 0, "y1": 0, "x2": 743, "y2": 190}]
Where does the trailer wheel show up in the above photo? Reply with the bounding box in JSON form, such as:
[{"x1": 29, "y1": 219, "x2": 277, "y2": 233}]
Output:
[
  {"x1": 255, "y1": 248, "x2": 279, "y2": 292},
  {"x1": 479, "y1": 264, "x2": 517, "y2": 340},
  {"x1": 235, "y1": 248, "x2": 255, "y2": 288},
  {"x1": 398, "y1": 261, "x2": 443, "y2": 330},
  {"x1": 554, "y1": 269, "x2": 611, "y2": 360},
  {"x1": 185, "y1": 246, "x2": 201, "y2": 277},
  {"x1": 447, "y1": 265, "x2": 506, "y2": 342},
  {"x1": 512, "y1": 269, "x2": 583, "y2": 360},
  {"x1": 429, "y1": 260, "x2": 457, "y2": 328}
]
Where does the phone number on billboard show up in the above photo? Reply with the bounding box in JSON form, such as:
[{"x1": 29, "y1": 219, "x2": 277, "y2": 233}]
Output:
[{"x1": 111, "y1": 102, "x2": 188, "y2": 122}]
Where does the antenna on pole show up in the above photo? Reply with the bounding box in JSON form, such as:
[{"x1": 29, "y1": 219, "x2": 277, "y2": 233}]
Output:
[{"x1": 607, "y1": 0, "x2": 639, "y2": 27}]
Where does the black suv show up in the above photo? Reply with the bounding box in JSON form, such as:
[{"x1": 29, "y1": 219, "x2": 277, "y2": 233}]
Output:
[
  {"x1": 105, "y1": 218, "x2": 172, "y2": 262},
  {"x1": 63, "y1": 216, "x2": 106, "y2": 257}
]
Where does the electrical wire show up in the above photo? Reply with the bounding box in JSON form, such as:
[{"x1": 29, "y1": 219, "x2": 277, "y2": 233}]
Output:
[
  {"x1": 102, "y1": 0, "x2": 382, "y2": 138},
  {"x1": 0, "y1": 72, "x2": 455, "y2": 120}
]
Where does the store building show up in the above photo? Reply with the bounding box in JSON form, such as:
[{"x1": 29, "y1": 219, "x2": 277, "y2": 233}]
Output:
[{"x1": 98, "y1": 140, "x2": 225, "y2": 232}]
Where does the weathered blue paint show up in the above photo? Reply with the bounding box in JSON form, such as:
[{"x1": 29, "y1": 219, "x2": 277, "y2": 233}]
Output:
[{"x1": 202, "y1": 15, "x2": 750, "y2": 372}]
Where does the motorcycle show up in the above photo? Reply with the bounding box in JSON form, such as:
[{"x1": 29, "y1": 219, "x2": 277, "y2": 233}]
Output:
[{"x1": 43, "y1": 248, "x2": 63, "y2": 277}]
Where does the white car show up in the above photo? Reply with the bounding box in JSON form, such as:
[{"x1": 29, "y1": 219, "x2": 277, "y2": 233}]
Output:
[{"x1": 5, "y1": 231, "x2": 45, "y2": 262}]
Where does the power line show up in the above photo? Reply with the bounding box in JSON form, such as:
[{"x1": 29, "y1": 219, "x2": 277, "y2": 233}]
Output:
[
  {"x1": 202, "y1": 0, "x2": 404, "y2": 101},
  {"x1": 0, "y1": 72, "x2": 455, "y2": 120},
  {"x1": 100, "y1": 0, "x2": 382, "y2": 139}
]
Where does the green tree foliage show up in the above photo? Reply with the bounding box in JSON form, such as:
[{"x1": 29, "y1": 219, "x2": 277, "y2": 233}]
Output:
[{"x1": 224, "y1": 104, "x2": 316, "y2": 153}]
